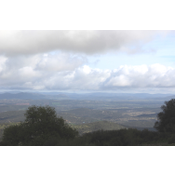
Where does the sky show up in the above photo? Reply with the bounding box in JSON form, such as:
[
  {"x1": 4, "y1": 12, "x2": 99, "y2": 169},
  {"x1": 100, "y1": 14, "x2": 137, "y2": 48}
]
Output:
[{"x1": 0, "y1": 30, "x2": 175, "y2": 94}]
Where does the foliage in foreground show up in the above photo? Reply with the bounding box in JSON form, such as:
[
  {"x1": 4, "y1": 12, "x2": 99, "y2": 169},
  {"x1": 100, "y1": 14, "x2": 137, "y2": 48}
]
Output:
[
  {"x1": 154, "y1": 99, "x2": 175, "y2": 132},
  {"x1": 1, "y1": 126, "x2": 175, "y2": 146},
  {"x1": 2, "y1": 97, "x2": 175, "y2": 146},
  {"x1": 1, "y1": 105, "x2": 78, "y2": 146},
  {"x1": 53, "y1": 128, "x2": 175, "y2": 146}
]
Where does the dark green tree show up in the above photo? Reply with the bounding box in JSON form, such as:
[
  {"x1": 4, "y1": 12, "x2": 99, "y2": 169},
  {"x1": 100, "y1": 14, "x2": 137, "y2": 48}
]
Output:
[
  {"x1": 2, "y1": 105, "x2": 78, "y2": 146},
  {"x1": 154, "y1": 99, "x2": 175, "y2": 132}
]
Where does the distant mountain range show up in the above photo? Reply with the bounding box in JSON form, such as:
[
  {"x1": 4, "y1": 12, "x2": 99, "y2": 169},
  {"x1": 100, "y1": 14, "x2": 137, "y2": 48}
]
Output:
[
  {"x1": 0, "y1": 92, "x2": 174, "y2": 100},
  {"x1": 0, "y1": 92, "x2": 46, "y2": 100}
]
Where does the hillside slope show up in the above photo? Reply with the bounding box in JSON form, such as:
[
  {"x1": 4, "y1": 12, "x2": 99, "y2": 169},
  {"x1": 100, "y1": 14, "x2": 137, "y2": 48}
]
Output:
[{"x1": 72, "y1": 121, "x2": 126, "y2": 135}]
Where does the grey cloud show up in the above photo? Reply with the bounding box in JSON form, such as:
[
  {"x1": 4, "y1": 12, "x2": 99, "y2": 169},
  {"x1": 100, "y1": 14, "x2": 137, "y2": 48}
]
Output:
[{"x1": 0, "y1": 30, "x2": 169, "y2": 56}]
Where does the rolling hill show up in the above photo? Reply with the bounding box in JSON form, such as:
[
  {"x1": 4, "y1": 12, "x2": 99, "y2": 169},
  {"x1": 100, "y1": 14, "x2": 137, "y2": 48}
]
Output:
[{"x1": 71, "y1": 121, "x2": 126, "y2": 135}]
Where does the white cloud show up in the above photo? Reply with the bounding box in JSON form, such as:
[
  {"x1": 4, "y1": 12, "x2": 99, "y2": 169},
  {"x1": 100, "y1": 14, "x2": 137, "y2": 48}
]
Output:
[
  {"x1": 0, "y1": 30, "x2": 174, "y2": 93},
  {"x1": 0, "y1": 53, "x2": 86, "y2": 89},
  {"x1": 103, "y1": 64, "x2": 175, "y2": 89},
  {"x1": 0, "y1": 56, "x2": 7, "y2": 72},
  {"x1": 1, "y1": 56, "x2": 175, "y2": 92},
  {"x1": 35, "y1": 53, "x2": 86, "y2": 72}
]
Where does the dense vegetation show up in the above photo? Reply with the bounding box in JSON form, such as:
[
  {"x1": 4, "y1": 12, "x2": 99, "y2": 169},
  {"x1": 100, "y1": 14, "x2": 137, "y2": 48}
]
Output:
[
  {"x1": 59, "y1": 129, "x2": 175, "y2": 146},
  {"x1": 1, "y1": 98, "x2": 175, "y2": 146},
  {"x1": 154, "y1": 99, "x2": 175, "y2": 132},
  {"x1": 0, "y1": 106, "x2": 78, "y2": 146}
]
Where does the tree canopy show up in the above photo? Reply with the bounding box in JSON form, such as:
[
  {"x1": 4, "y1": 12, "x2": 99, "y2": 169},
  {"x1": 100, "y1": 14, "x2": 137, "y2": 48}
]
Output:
[
  {"x1": 2, "y1": 105, "x2": 78, "y2": 146},
  {"x1": 154, "y1": 99, "x2": 175, "y2": 133}
]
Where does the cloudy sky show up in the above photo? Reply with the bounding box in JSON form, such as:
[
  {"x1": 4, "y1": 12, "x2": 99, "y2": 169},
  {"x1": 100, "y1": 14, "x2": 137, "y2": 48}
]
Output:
[{"x1": 0, "y1": 30, "x2": 175, "y2": 93}]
